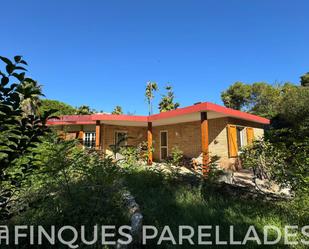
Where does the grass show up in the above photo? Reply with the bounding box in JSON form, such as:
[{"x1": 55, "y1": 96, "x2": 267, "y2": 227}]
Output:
[
  {"x1": 123, "y1": 166, "x2": 308, "y2": 249},
  {"x1": 4, "y1": 160, "x2": 308, "y2": 249}
]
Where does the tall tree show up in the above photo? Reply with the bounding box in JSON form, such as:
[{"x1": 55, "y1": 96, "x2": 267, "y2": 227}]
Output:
[
  {"x1": 158, "y1": 85, "x2": 180, "y2": 112},
  {"x1": 221, "y1": 81, "x2": 301, "y2": 119},
  {"x1": 300, "y1": 72, "x2": 309, "y2": 87},
  {"x1": 112, "y1": 105, "x2": 123, "y2": 115},
  {"x1": 221, "y1": 82, "x2": 251, "y2": 110},
  {"x1": 249, "y1": 82, "x2": 283, "y2": 118},
  {"x1": 39, "y1": 99, "x2": 76, "y2": 116},
  {"x1": 16, "y1": 80, "x2": 43, "y2": 115},
  {"x1": 145, "y1": 81, "x2": 158, "y2": 115}
]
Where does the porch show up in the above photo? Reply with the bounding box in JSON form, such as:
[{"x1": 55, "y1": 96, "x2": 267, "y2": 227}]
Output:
[{"x1": 48, "y1": 102, "x2": 270, "y2": 175}]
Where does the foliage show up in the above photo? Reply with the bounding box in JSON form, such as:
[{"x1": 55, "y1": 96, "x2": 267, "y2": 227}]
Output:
[
  {"x1": 75, "y1": 105, "x2": 94, "y2": 115},
  {"x1": 119, "y1": 146, "x2": 140, "y2": 166},
  {"x1": 300, "y1": 72, "x2": 309, "y2": 87},
  {"x1": 241, "y1": 136, "x2": 309, "y2": 193},
  {"x1": 17, "y1": 80, "x2": 44, "y2": 115},
  {"x1": 145, "y1": 81, "x2": 158, "y2": 115},
  {"x1": 0, "y1": 55, "x2": 57, "y2": 220},
  {"x1": 158, "y1": 85, "x2": 180, "y2": 112},
  {"x1": 249, "y1": 82, "x2": 284, "y2": 118},
  {"x1": 223, "y1": 79, "x2": 309, "y2": 195},
  {"x1": 112, "y1": 105, "x2": 123, "y2": 115},
  {"x1": 39, "y1": 99, "x2": 76, "y2": 116},
  {"x1": 0, "y1": 56, "x2": 54, "y2": 179},
  {"x1": 167, "y1": 146, "x2": 183, "y2": 166},
  {"x1": 221, "y1": 81, "x2": 298, "y2": 118},
  {"x1": 275, "y1": 86, "x2": 309, "y2": 129},
  {"x1": 221, "y1": 81, "x2": 251, "y2": 110},
  {"x1": 118, "y1": 141, "x2": 150, "y2": 166},
  {"x1": 5, "y1": 133, "x2": 127, "y2": 248},
  {"x1": 240, "y1": 140, "x2": 285, "y2": 180}
]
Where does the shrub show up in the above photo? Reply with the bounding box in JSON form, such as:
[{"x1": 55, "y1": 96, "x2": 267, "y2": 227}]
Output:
[
  {"x1": 167, "y1": 146, "x2": 184, "y2": 166},
  {"x1": 0, "y1": 56, "x2": 56, "y2": 220},
  {"x1": 119, "y1": 146, "x2": 140, "y2": 166},
  {"x1": 240, "y1": 137, "x2": 309, "y2": 193},
  {"x1": 2, "y1": 132, "x2": 124, "y2": 222}
]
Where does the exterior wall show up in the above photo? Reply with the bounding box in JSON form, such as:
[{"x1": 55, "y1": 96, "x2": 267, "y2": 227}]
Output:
[
  {"x1": 52, "y1": 116, "x2": 266, "y2": 171},
  {"x1": 152, "y1": 118, "x2": 233, "y2": 166},
  {"x1": 152, "y1": 121, "x2": 201, "y2": 161},
  {"x1": 253, "y1": 127, "x2": 264, "y2": 140},
  {"x1": 102, "y1": 124, "x2": 147, "y2": 156},
  {"x1": 219, "y1": 117, "x2": 265, "y2": 170},
  {"x1": 152, "y1": 117, "x2": 265, "y2": 170}
]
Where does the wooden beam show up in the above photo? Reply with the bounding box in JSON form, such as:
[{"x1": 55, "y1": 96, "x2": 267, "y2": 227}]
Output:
[
  {"x1": 95, "y1": 120, "x2": 101, "y2": 149},
  {"x1": 201, "y1": 112, "x2": 209, "y2": 176},
  {"x1": 147, "y1": 122, "x2": 153, "y2": 165}
]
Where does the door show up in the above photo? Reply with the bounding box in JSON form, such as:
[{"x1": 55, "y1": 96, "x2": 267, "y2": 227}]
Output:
[{"x1": 160, "y1": 131, "x2": 168, "y2": 160}]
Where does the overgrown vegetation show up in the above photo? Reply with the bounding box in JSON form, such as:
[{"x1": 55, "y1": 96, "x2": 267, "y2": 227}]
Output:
[
  {"x1": 0, "y1": 56, "x2": 56, "y2": 219},
  {"x1": 1, "y1": 55, "x2": 308, "y2": 248},
  {"x1": 4, "y1": 133, "x2": 127, "y2": 248},
  {"x1": 226, "y1": 79, "x2": 309, "y2": 196},
  {"x1": 166, "y1": 146, "x2": 184, "y2": 166},
  {"x1": 124, "y1": 166, "x2": 308, "y2": 249}
]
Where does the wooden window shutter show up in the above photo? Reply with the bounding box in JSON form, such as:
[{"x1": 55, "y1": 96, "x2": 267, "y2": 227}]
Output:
[
  {"x1": 227, "y1": 125, "x2": 238, "y2": 157},
  {"x1": 246, "y1": 127, "x2": 254, "y2": 145}
]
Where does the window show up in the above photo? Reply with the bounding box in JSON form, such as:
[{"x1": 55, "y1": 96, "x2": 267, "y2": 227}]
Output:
[
  {"x1": 160, "y1": 131, "x2": 168, "y2": 160},
  {"x1": 236, "y1": 127, "x2": 246, "y2": 150},
  {"x1": 84, "y1": 132, "x2": 96, "y2": 148},
  {"x1": 115, "y1": 131, "x2": 127, "y2": 147}
]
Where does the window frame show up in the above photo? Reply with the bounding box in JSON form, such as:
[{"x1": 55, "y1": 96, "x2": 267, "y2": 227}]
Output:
[
  {"x1": 114, "y1": 130, "x2": 128, "y2": 147},
  {"x1": 160, "y1": 130, "x2": 168, "y2": 160},
  {"x1": 83, "y1": 132, "x2": 96, "y2": 148}
]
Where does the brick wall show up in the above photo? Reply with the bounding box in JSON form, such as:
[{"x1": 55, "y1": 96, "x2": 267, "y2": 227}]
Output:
[
  {"x1": 152, "y1": 121, "x2": 202, "y2": 160},
  {"x1": 152, "y1": 117, "x2": 265, "y2": 170},
  {"x1": 102, "y1": 124, "x2": 147, "y2": 156},
  {"x1": 52, "y1": 117, "x2": 265, "y2": 170}
]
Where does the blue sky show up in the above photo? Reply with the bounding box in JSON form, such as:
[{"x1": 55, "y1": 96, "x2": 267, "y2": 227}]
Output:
[{"x1": 2, "y1": 0, "x2": 308, "y2": 114}]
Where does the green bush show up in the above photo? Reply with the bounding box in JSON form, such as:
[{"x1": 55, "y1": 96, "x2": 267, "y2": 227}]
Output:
[
  {"x1": 4, "y1": 132, "x2": 127, "y2": 248},
  {"x1": 167, "y1": 146, "x2": 184, "y2": 166},
  {"x1": 119, "y1": 145, "x2": 140, "y2": 166},
  {"x1": 0, "y1": 56, "x2": 56, "y2": 220},
  {"x1": 241, "y1": 136, "x2": 309, "y2": 193}
]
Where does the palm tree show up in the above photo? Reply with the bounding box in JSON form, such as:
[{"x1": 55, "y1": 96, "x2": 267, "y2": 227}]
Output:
[
  {"x1": 145, "y1": 81, "x2": 158, "y2": 115},
  {"x1": 16, "y1": 80, "x2": 43, "y2": 116}
]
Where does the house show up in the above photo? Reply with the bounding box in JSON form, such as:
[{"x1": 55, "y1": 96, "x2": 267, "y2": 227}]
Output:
[{"x1": 47, "y1": 102, "x2": 269, "y2": 173}]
